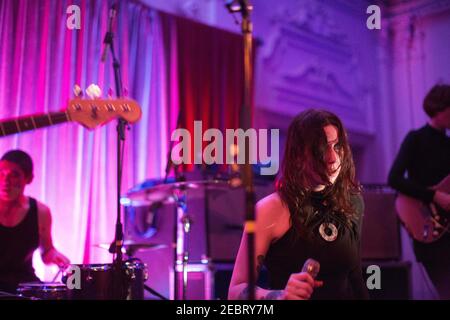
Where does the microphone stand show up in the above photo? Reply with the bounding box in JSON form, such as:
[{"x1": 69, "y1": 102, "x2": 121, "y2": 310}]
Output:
[
  {"x1": 164, "y1": 109, "x2": 184, "y2": 184},
  {"x1": 103, "y1": 3, "x2": 127, "y2": 299},
  {"x1": 162, "y1": 108, "x2": 189, "y2": 300},
  {"x1": 226, "y1": 0, "x2": 256, "y2": 300}
]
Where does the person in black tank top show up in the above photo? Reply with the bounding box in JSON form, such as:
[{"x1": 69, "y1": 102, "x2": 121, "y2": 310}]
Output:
[
  {"x1": 228, "y1": 109, "x2": 369, "y2": 300},
  {"x1": 0, "y1": 150, "x2": 70, "y2": 294}
]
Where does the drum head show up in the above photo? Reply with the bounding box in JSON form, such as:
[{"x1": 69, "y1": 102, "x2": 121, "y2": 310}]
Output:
[
  {"x1": 18, "y1": 282, "x2": 66, "y2": 289},
  {"x1": 68, "y1": 263, "x2": 113, "y2": 271},
  {"x1": 17, "y1": 282, "x2": 67, "y2": 300}
]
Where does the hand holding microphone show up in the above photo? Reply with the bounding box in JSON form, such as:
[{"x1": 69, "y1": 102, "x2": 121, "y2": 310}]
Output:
[
  {"x1": 302, "y1": 258, "x2": 321, "y2": 278},
  {"x1": 282, "y1": 258, "x2": 323, "y2": 300}
]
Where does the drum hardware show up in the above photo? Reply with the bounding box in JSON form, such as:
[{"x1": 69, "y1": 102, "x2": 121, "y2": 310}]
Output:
[
  {"x1": 174, "y1": 187, "x2": 190, "y2": 300},
  {"x1": 1, "y1": 290, "x2": 32, "y2": 300},
  {"x1": 95, "y1": 240, "x2": 167, "y2": 256},
  {"x1": 124, "y1": 178, "x2": 232, "y2": 300},
  {"x1": 61, "y1": 259, "x2": 148, "y2": 300},
  {"x1": 94, "y1": 240, "x2": 168, "y2": 300},
  {"x1": 143, "y1": 284, "x2": 168, "y2": 301},
  {"x1": 16, "y1": 282, "x2": 68, "y2": 300}
]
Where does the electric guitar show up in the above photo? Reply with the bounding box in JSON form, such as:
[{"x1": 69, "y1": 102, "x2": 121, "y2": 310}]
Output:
[
  {"x1": 395, "y1": 175, "x2": 450, "y2": 243},
  {"x1": 0, "y1": 97, "x2": 142, "y2": 137}
]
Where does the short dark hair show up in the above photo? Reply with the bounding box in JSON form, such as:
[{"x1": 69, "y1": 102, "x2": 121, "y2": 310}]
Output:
[
  {"x1": 1, "y1": 150, "x2": 33, "y2": 177},
  {"x1": 423, "y1": 84, "x2": 450, "y2": 117}
]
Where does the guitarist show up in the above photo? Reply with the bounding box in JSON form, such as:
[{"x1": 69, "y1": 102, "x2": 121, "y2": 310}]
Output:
[
  {"x1": 388, "y1": 84, "x2": 450, "y2": 299},
  {"x1": 0, "y1": 150, "x2": 70, "y2": 294}
]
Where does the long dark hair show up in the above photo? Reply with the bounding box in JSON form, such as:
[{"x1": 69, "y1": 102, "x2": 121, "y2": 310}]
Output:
[{"x1": 277, "y1": 109, "x2": 360, "y2": 234}]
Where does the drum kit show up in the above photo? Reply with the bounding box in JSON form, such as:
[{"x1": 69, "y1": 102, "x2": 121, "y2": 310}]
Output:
[
  {"x1": 15, "y1": 260, "x2": 147, "y2": 300},
  {"x1": 14, "y1": 176, "x2": 235, "y2": 300}
]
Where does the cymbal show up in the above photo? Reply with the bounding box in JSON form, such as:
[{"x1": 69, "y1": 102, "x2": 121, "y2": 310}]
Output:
[
  {"x1": 122, "y1": 179, "x2": 232, "y2": 205},
  {"x1": 94, "y1": 241, "x2": 167, "y2": 252},
  {"x1": 124, "y1": 242, "x2": 167, "y2": 251}
]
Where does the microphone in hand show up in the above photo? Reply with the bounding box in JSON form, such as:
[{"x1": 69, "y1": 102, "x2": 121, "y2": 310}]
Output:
[
  {"x1": 301, "y1": 258, "x2": 320, "y2": 279},
  {"x1": 282, "y1": 258, "x2": 322, "y2": 300}
]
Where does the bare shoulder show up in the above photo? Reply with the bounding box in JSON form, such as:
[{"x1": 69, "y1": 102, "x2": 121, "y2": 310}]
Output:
[
  {"x1": 256, "y1": 192, "x2": 286, "y2": 215},
  {"x1": 255, "y1": 192, "x2": 290, "y2": 238},
  {"x1": 36, "y1": 200, "x2": 52, "y2": 226}
]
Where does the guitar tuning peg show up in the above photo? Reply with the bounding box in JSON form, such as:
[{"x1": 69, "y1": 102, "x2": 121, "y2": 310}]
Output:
[
  {"x1": 73, "y1": 84, "x2": 83, "y2": 97},
  {"x1": 108, "y1": 88, "x2": 114, "y2": 99},
  {"x1": 86, "y1": 83, "x2": 102, "y2": 99}
]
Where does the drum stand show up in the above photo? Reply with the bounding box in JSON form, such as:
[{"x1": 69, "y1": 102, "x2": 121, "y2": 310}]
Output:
[
  {"x1": 173, "y1": 188, "x2": 192, "y2": 300},
  {"x1": 123, "y1": 251, "x2": 168, "y2": 300},
  {"x1": 143, "y1": 284, "x2": 168, "y2": 300}
]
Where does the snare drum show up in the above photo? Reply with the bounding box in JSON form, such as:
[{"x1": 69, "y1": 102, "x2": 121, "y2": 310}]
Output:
[
  {"x1": 63, "y1": 259, "x2": 147, "y2": 300},
  {"x1": 17, "y1": 282, "x2": 68, "y2": 300}
]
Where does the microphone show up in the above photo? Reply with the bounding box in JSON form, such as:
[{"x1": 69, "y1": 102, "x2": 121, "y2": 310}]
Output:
[
  {"x1": 301, "y1": 258, "x2": 320, "y2": 279},
  {"x1": 101, "y1": 3, "x2": 117, "y2": 62},
  {"x1": 225, "y1": 0, "x2": 237, "y2": 12}
]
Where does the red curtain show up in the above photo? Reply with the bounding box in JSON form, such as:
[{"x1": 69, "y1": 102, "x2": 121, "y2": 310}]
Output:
[{"x1": 160, "y1": 13, "x2": 254, "y2": 170}]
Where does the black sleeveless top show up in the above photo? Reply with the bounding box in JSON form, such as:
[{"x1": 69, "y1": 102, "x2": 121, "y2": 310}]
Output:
[
  {"x1": 0, "y1": 198, "x2": 40, "y2": 293},
  {"x1": 264, "y1": 193, "x2": 369, "y2": 300}
]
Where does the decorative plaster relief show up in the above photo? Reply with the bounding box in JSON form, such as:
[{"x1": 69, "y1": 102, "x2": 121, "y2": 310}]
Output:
[{"x1": 257, "y1": 0, "x2": 371, "y2": 132}]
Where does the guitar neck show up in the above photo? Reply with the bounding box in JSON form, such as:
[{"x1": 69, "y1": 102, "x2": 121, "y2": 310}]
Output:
[{"x1": 0, "y1": 112, "x2": 69, "y2": 137}]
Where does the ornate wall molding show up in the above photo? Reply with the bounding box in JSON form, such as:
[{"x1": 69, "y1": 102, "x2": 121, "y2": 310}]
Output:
[
  {"x1": 268, "y1": 0, "x2": 349, "y2": 46},
  {"x1": 159, "y1": 0, "x2": 216, "y2": 25},
  {"x1": 256, "y1": 0, "x2": 374, "y2": 134},
  {"x1": 386, "y1": 0, "x2": 450, "y2": 18}
]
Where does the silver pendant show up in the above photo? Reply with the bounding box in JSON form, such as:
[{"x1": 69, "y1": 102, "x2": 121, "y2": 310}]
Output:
[{"x1": 319, "y1": 222, "x2": 338, "y2": 241}]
